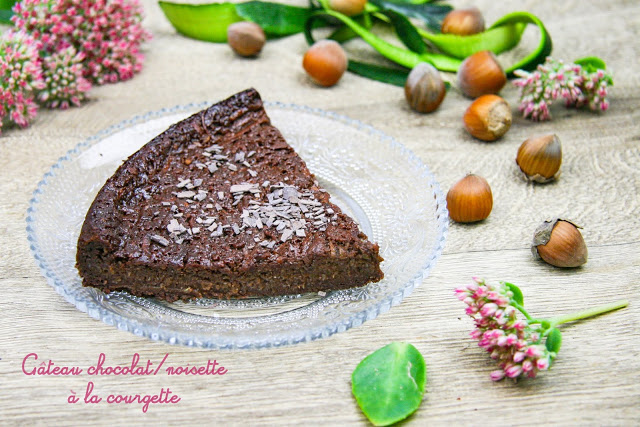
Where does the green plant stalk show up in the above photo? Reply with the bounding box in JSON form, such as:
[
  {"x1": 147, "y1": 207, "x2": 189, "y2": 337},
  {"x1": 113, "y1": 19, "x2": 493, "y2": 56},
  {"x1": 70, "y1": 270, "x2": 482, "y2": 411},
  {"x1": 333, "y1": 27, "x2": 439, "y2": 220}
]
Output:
[
  {"x1": 491, "y1": 11, "x2": 553, "y2": 74},
  {"x1": 513, "y1": 299, "x2": 628, "y2": 333},
  {"x1": 512, "y1": 302, "x2": 534, "y2": 321},
  {"x1": 376, "y1": 9, "x2": 548, "y2": 73},
  {"x1": 418, "y1": 23, "x2": 526, "y2": 59},
  {"x1": 306, "y1": 10, "x2": 461, "y2": 71},
  {"x1": 329, "y1": 13, "x2": 373, "y2": 43},
  {"x1": 547, "y1": 300, "x2": 629, "y2": 329}
]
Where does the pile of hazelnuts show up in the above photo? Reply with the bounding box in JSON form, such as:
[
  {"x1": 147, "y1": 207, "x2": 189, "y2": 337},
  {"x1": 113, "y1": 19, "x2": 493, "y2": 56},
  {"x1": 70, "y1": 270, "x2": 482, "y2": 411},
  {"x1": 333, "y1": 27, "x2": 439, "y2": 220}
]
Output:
[
  {"x1": 435, "y1": 9, "x2": 585, "y2": 269},
  {"x1": 226, "y1": 8, "x2": 586, "y2": 269}
]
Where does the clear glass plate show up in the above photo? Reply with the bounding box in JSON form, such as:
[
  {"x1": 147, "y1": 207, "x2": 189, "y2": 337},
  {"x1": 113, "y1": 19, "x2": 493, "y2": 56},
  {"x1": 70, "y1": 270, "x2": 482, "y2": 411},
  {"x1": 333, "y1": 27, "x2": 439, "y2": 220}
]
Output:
[{"x1": 26, "y1": 101, "x2": 448, "y2": 349}]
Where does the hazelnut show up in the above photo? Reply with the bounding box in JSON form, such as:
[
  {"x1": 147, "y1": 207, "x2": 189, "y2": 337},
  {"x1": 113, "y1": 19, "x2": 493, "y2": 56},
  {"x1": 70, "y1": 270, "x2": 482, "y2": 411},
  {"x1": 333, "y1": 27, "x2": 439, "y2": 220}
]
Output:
[
  {"x1": 441, "y1": 7, "x2": 485, "y2": 36},
  {"x1": 457, "y1": 51, "x2": 506, "y2": 98},
  {"x1": 516, "y1": 134, "x2": 562, "y2": 183},
  {"x1": 404, "y1": 63, "x2": 446, "y2": 113},
  {"x1": 302, "y1": 40, "x2": 348, "y2": 87},
  {"x1": 329, "y1": 0, "x2": 367, "y2": 16},
  {"x1": 227, "y1": 22, "x2": 266, "y2": 57},
  {"x1": 446, "y1": 174, "x2": 493, "y2": 223},
  {"x1": 532, "y1": 219, "x2": 588, "y2": 268},
  {"x1": 463, "y1": 94, "x2": 511, "y2": 141}
]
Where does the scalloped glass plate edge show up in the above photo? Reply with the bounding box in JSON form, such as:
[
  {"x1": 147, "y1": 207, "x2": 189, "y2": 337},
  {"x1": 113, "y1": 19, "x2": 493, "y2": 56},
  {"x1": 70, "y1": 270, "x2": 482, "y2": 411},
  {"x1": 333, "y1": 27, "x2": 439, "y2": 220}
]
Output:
[{"x1": 25, "y1": 100, "x2": 448, "y2": 350}]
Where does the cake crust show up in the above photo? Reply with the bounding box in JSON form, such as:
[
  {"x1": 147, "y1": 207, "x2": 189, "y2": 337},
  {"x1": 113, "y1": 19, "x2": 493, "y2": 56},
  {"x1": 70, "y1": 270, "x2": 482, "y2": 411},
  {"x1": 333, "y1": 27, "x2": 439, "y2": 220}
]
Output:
[{"x1": 76, "y1": 89, "x2": 383, "y2": 301}]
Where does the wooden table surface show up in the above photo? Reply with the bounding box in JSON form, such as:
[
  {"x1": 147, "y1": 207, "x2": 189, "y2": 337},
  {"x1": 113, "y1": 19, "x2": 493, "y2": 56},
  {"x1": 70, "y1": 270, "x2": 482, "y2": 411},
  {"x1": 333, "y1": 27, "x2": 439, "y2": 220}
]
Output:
[{"x1": 1, "y1": 0, "x2": 639, "y2": 425}]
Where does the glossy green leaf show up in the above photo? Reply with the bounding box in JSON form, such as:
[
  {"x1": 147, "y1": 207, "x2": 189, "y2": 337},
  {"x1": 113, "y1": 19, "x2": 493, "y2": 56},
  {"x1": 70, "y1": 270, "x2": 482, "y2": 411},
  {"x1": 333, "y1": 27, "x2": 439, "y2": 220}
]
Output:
[
  {"x1": 503, "y1": 282, "x2": 524, "y2": 306},
  {"x1": 0, "y1": 0, "x2": 15, "y2": 24},
  {"x1": 236, "y1": 1, "x2": 315, "y2": 37},
  {"x1": 0, "y1": 10, "x2": 12, "y2": 24},
  {"x1": 0, "y1": 0, "x2": 15, "y2": 9},
  {"x1": 352, "y1": 342, "x2": 427, "y2": 426},
  {"x1": 348, "y1": 60, "x2": 451, "y2": 88},
  {"x1": 159, "y1": 1, "x2": 316, "y2": 42},
  {"x1": 546, "y1": 327, "x2": 562, "y2": 354},
  {"x1": 348, "y1": 60, "x2": 409, "y2": 87},
  {"x1": 158, "y1": 1, "x2": 243, "y2": 42},
  {"x1": 574, "y1": 56, "x2": 607, "y2": 72},
  {"x1": 369, "y1": 0, "x2": 452, "y2": 32}
]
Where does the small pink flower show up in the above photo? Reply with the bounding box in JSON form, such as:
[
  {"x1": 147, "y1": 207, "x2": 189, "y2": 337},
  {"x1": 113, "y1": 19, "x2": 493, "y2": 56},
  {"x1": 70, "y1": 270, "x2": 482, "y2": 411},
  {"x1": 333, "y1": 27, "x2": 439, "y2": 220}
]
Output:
[
  {"x1": 511, "y1": 320, "x2": 527, "y2": 331},
  {"x1": 525, "y1": 345, "x2": 544, "y2": 358},
  {"x1": 496, "y1": 335, "x2": 508, "y2": 347},
  {"x1": 522, "y1": 360, "x2": 534, "y2": 372},
  {"x1": 506, "y1": 334, "x2": 518, "y2": 346},
  {"x1": 490, "y1": 370, "x2": 505, "y2": 381},
  {"x1": 537, "y1": 357, "x2": 550, "y2": 370},
  {"x1": 513, "y1": 352, "x2": 525, "y2": 363},
  {"x1": 505, "y1": 364, "x2": 523, "y2": 378},
  {"x1": 480, "y1": 303, "x2": 499, "y2": 318}
]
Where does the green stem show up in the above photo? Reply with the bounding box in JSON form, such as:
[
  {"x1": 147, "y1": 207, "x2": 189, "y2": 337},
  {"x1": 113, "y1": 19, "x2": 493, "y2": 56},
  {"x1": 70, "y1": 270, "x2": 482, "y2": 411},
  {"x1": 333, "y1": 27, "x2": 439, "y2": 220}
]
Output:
[
  {"x1": 317, "y1": 0, "x2": 330, "y2": 10},
  {"x1": 512, "y1": 302, "x2": 534, "y2": 321},
  {"x1": 547, "y1": 300, "x2": 629, "y2": 329},
  {"x1": 418, "y1": 23, "x2": 526, "y2": 60},
  {"x1": 306, "y1": 10, "x2": 460, "y2": 71},
  {"x1": 491, "y1": 11, "x2": 553, "y2": 74}
]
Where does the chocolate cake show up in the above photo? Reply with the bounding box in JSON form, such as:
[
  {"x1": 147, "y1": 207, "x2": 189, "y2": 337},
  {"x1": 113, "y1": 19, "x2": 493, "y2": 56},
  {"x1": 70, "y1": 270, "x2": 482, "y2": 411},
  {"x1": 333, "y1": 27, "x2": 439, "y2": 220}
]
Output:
[{"x1": 76, "y1": 89, "x2": 384, "y2": 301}]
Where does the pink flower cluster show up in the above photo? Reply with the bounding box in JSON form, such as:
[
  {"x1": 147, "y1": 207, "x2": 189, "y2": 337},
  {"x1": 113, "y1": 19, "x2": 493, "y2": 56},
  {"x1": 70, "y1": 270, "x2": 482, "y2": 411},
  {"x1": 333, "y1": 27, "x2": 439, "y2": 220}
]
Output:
[
  {"x1": 513, "y1": 57, "x2": 613, "y2": 121},
  {"x1": 12, "y1": 0, "x2": 151, "y2": 85},
  {"x1": 39, "y1": 46, "x2": 91, "y2": 109},
  {"x1": 0, "y1": 31, "x2": 44, "y2": 133},
  {"x1": 0, "y1": 0, "x2": 150, "y2": 134},
  {"x1": 455, "y1": 277, "x2": 554, "y2": 381}
]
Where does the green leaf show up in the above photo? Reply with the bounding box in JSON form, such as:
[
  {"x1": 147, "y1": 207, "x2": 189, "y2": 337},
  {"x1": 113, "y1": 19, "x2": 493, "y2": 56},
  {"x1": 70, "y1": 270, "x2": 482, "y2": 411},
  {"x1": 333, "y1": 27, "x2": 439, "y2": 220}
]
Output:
[
  {"x1": 236, "y1": 1, "x2": 315, "y2": 37},
  {"x1": 348, "y1": 60, "x2": 450, "y2": 88},
  {"x1": 369, "y1": 0, "x2": 452, "y2": 32},
  {"x1": 545, "y1": 327, "x2": 562, "y2": 354},
  {"x1": 503, "y1": 282, "x2": 524, "y2": 306},
  {"x1": 574, "y1": 56, "x2": 607, "y2": 72},
  {"x1": 0, "y1": 0, "x2": 15, "y2": 24},
  {"x1": 158, "y1": 1, "x2": 243, "y2": 43},
  {"x1": 0, "y1": 0, "x2": 15, "y2": 9},
  {"x1": 348, "y1": 60, "x2": 409, "y2": 87},
  {"x1": 0, "y1": 9, "x2": 13, "y2": 24},
  {"x1": 352, "y1": 342, "x2": 427, "y2": 426},
  {"x1": 159, "y1": 1, "x2": 316, "y2": 42}
]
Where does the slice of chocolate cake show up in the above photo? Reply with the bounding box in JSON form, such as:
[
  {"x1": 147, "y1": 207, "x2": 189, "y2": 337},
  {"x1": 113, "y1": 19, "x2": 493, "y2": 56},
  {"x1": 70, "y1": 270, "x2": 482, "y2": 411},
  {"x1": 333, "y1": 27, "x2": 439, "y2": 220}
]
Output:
[{"x1": 76, "y1": 89, "x2": 384, "y2": 301}]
